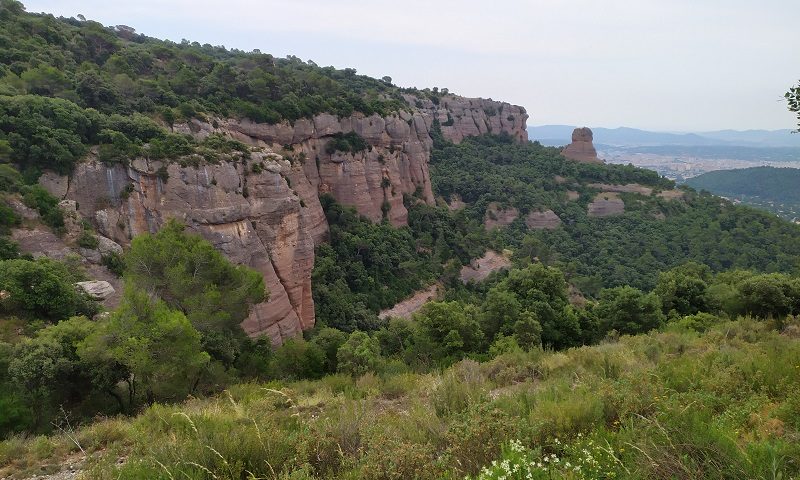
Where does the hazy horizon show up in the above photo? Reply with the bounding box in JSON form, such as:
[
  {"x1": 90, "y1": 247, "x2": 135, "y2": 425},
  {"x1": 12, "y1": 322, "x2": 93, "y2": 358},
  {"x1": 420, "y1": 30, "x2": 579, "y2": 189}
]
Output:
[{"x1": 21, "y1": 0, "x2": 800, "y2": 132}]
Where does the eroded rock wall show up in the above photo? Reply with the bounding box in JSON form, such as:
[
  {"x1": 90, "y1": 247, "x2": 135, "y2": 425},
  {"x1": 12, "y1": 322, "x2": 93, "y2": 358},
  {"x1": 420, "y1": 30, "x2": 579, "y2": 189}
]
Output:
[{"x1": 41, "y1": 95, "x2": 528, "y2": 344}]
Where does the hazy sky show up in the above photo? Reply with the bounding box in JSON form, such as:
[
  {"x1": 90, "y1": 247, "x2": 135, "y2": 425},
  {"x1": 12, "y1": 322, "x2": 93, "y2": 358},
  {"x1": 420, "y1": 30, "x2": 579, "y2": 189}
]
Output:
[{"x1": 22, "y1": 0, "x2": 799, "y2": 131}]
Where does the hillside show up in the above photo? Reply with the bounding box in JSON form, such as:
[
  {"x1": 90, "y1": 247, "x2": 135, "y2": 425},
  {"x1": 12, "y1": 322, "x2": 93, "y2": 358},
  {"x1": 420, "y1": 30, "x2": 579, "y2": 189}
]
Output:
[
  {"x1": 2, "y1": 2, "x2": 800, "y2": 479},
  {"x1": 685, "y1": 166, "x2": 800, "y2": 221},
  {"x1": 2, "y1": 318, "x2": 799, "y2": 479}
]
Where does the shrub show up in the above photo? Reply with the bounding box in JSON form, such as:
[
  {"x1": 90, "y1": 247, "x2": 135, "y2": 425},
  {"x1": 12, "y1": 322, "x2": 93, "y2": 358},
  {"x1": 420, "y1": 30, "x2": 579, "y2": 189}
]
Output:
[{"x1": 337, "y1": 331, "x2": 383, "y2": 376}]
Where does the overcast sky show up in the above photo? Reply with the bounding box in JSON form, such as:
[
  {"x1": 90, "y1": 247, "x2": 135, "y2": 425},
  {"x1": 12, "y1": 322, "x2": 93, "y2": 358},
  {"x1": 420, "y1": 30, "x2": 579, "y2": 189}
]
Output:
[{"x1": 22, "y1": 0, "x2": 799, "y2": 131}]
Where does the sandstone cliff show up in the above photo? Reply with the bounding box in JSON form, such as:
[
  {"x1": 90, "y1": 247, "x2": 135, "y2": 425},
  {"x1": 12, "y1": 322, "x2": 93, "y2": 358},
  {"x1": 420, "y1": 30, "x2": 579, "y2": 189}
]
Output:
[{"x1": 38, "y1": 95, "x2": 528, "y2": 344}]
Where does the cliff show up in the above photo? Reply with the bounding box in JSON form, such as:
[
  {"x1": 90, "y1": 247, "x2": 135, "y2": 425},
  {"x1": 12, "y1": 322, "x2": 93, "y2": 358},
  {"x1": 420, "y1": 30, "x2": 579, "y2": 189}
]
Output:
[{"x1": 37, "y1": 95, "x2": 528, "y2": 344}]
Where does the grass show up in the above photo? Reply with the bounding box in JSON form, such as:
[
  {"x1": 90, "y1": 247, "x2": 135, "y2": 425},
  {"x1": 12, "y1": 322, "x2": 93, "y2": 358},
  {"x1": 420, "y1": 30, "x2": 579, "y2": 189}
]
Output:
[{"x1": 1, "y1": 317, "x2": 799, "y2": 479}]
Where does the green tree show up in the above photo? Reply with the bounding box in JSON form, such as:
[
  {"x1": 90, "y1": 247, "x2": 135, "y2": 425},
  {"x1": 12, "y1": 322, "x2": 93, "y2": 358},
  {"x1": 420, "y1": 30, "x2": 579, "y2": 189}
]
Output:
[
  {"x1": 80, "y1": 288, "x2": 209, "y2": 406},
  {"x1": 596, "y1": 286, "x2": 665, "y2": 335},
  {"x1": 336, "y1": 331, "x2": 382, "y2": 376},
  {"x1": 654, "y1": 262, "x2": 711, "y2": 316},
  {"x1": 310, "y1": 327, "x2": 348, "y2": 374},
  {"x1": 513, "y1": 311, "x2": 542, "y2": 350},
  {"x1": 124, "y1": 220, "x2": 266, "y2": 334},
  {"x1": 481, "y1": 287, "x2": 523, "y2": 342},
  {"x1": 498, "y1": 264, "x2": 580, "y2": 349},
  {"x1": 415, "y1": 301, "x2": 483, "y2": 360},
  {"x1": 270, "y1": 338, "x2": 325, "y2": 380},
  {"x1": 0, "y1": 258, "x2": 96, "y2": 321},
  {"x1": 737, "y1": 273, "x2": 798, "y2": 319},
  {"x1": 787, "y1": 81, "x2": 800, "y2": 130}
]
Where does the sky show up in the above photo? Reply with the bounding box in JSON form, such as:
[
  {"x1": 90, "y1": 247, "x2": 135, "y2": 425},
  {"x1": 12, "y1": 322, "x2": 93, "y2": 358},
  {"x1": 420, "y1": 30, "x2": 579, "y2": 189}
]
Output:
[{"x1": 22, "y1": 0, "x2": 800, "y2": 131}]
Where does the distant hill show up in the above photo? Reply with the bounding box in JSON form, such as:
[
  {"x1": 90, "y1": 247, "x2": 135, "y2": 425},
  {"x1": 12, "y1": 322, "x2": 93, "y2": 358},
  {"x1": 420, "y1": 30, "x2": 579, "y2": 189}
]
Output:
[
  {"x1": 529, "y1": 125, "x2": 800, "y2": 148},
  {"x1": 685, "y1": 167, "x2": 800, "y2": 220}
]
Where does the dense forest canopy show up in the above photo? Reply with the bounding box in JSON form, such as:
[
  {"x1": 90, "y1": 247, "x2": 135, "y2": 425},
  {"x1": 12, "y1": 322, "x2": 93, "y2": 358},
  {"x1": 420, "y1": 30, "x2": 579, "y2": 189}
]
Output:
[
  {"x1": 429, "y1": 133, "x2": 800, "y2": 293},
  {"x1": 0, "y1": 0, "x2": 414, "y2": 124}
]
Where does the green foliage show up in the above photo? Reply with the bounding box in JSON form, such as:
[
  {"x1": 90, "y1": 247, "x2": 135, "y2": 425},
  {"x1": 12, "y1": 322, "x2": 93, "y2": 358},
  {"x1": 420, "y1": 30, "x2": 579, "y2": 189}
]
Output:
[
  {"x1": 100, "y1": 251, "x2": 125, "y2": 277},
  {"x1": 414, "y1": 301, "x2": 483, "y2": 361},
  {"x1": 270, "y1": 337, "x2": 325, "y2": 380},
  {"x1": 596, "y1": 286, "x2": 666, "y2": 335},
  {"x1": 431, "y1": 134, "x2": 800, "y2": 292},
  {"x1": 336, "y1": 331, "x2": 382, "y2": 376},
  {"x1": 492, "y1": 264, "x2": 580, "y2": 349},
  {"x1": 685, "y1": 166, "x2": 800, "y2": 220},
  {"x1": 310, "y1": 327, "x2": 347, "y2": 374},
  {"x1": 0, "y1": 4, "x2": 408, "y2": 129},
  {"x1": 0, "y1": 257, "x2": 97, "y2": 321},
  {"x1": 787, "y1": 80, "x2": 800, "y2": 130},
  {"x1": 653, "y1": 262, "x2": 711, "y2": 316},
  {"x1": 76, "y1": 230, "x2": 99, "y2": 249},
  {"x1": 2, "y1": 318, "x2": 800, "y2": 478},
  {"x1": 81, "y1": 287, "x2": 209, "y2": 406},
  {"x1": 324, "y1": 132, "x2": 368, "y2": 155},
  {"x1": 124, "y1": 220, "x2": 266, "y2": 334},
  {"x1": 312, "y1": 196, "x2": 435, "y2": 330},
  {"x1": 22, "y1": 184, "x2": 64, "y2": 231}
]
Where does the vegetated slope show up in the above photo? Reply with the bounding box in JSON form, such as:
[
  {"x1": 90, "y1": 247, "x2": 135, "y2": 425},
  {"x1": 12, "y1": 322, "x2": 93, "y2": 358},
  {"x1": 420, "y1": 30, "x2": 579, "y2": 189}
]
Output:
[
  {"x1": 0, "y1": 0, "x2": 409, "y2": 126},
  {"x1": 2, "y1": 318, "x2": 798, "y2": 479},
  {"x1": 686, "y1": 166, "x2": 800, "y2": 220},
  {"x1": 431, "y1": 134, "x2": 800, "y2": 293}
]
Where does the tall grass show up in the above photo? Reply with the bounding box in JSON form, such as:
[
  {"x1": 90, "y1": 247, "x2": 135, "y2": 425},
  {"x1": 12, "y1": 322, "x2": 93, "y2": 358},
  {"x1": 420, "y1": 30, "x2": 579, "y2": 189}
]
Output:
[{"x1": 1, "y1": 318, "x2": 798, "y2": 479}]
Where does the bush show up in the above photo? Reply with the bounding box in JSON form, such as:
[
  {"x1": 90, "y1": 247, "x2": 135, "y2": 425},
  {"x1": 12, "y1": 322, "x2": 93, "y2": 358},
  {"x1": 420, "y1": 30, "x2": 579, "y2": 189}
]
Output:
[{"x1": 337, "y1": 331, "x2": 382, "y2": 376}]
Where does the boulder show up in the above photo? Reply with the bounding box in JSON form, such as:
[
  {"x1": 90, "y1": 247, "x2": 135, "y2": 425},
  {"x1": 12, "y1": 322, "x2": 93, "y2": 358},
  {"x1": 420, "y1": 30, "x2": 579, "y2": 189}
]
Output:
[{"x1": 76, "y1": 280, "x2": 116, "y2": 300}]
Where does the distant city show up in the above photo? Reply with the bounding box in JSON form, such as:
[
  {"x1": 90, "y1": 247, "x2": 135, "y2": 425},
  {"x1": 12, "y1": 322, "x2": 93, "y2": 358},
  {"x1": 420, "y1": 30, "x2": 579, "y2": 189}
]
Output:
[{"x1": 529, "y1": 124, "x2": 800, "y2": 181}]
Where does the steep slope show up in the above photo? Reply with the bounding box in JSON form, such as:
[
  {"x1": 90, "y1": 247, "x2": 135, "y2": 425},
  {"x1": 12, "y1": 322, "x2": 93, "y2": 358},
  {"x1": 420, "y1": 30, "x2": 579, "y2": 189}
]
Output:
[
  {"x1": 35, "y1": 99, "x2": 526, "y2": 344},
  {"x1": 0, "y1": 2, "x2": 527, "y2": 344}
]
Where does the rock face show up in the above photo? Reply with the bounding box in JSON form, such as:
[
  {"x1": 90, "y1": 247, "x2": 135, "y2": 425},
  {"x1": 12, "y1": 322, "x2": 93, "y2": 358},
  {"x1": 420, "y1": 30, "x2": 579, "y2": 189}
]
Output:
[
  {"x1": 76, "y1": 281, "x2": 116, "y2": 300},
  {"x1": 525, "y1": 210, "x2": 561, "y2": 230},
  {"x1": 562, "y1": 127, "x2": 602, "y2": 164},
  {"x1": 378, "y1": 284, "x2": 439, "y2": 320},
  {"x1": 588, "y1": 192, "x2": 625, "y2": 217},
  {"x1": 484, "y1": 203, "x2": 520, "y2": 230},
  {"x1": 460, "y1": 251, "x2": 512, "y2": 283},
  {"x1": 40, "y1": 95, "x2": 527, "y2": 345}
]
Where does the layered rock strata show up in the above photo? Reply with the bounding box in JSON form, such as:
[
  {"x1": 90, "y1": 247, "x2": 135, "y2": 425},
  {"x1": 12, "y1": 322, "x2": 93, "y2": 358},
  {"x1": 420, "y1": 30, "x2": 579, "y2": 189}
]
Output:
[{"x1": 38, "y1": 95, "x2": 528, "y2": 344}]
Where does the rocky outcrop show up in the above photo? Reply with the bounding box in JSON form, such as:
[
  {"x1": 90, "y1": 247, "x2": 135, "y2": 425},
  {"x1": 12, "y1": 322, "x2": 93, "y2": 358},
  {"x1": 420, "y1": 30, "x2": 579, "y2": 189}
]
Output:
[
  {"x1": 38, "y1": 95, "x2": 528, "y2": 345},
  {"x1": 45, "y1": 154, "x2": 317, "y2": 345},
  {"x1": 484, "y1": 203, "x2": 519, "y2": 230},
  {"x1": 588, "y1": 192, "x2": 625, "y2": 217},
  {"x1": 408, "y1": 94, "x2": 529, "y2": 144},
  {"x1": 379, "y1": 284, "x2": 440, "y2": 320},
  {"x1": 460, "y1": 251, "x2": 512, "y2": 283},
  {"x1": 588, "y1": 183, "x2": 653, "y2": 195},
  {"x1": 76, "y1": 281, "x2": 116, "y2": 300},
  {"x1": 525, "y1": 210, "x2": 561, "y2": 230},
  {"x1": 562, "y1": 127, "x2": 602, "y2": 164}
]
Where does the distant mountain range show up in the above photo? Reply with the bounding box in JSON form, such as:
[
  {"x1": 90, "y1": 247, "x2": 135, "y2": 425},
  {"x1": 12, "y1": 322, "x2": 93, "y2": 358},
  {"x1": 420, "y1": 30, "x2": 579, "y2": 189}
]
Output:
[{"x1": 529, "y1": 125, "x2": 800, "y2": 148}]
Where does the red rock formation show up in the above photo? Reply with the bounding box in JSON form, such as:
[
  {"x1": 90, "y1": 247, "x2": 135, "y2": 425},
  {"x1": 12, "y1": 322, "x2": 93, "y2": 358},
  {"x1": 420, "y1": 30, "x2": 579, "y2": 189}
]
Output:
[
  {"x1": 39, "y1": 94, "x2": 528, "y2": 345},
  {"x1": 525, "y1": 210, "x2": 561, "y2": 230},
  {"x1": 588, "y1": 192, "x2": 625, "y2": 217},
  {"x1": 562, "y1": 127, "x2": 602, "y2": 164},
  {"x1": 484, "y1": 202, "x2": 519, "y2": 230}
]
